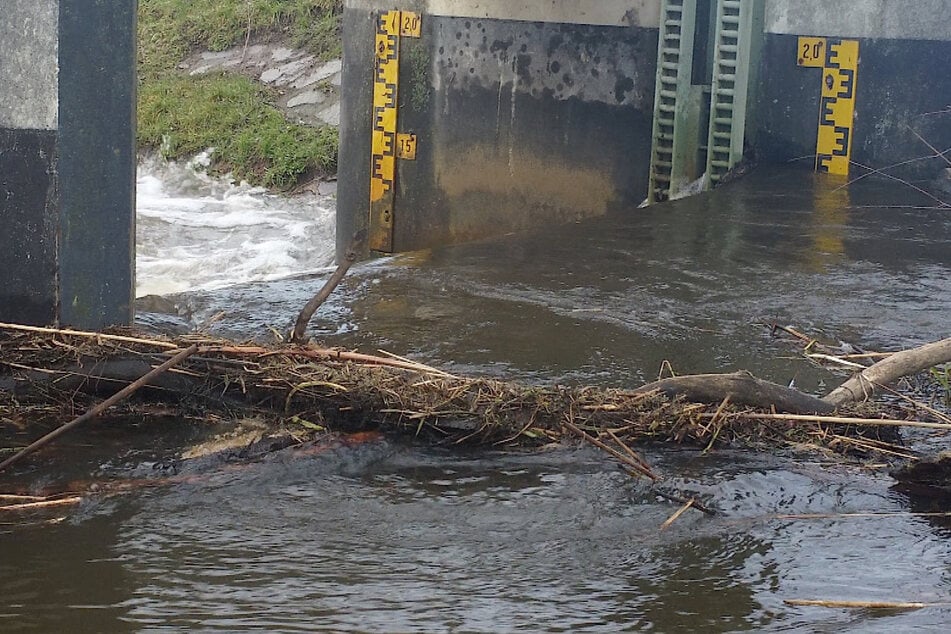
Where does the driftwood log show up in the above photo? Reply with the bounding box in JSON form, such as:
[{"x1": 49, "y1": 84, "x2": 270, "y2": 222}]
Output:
[
  {"x1": 635, "y1": 372, "x2": 834, "y2": 414},
  {"x1": 824, "y1": 336, "x2": 951, "y2": 406}
]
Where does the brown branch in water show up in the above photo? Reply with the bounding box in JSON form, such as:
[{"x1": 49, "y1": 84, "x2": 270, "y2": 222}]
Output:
[
  {"x1": 823, "y1": 337, "x2": 951, "y2": 406},
  {"x1": 290, "y1": 230, "x2": 366, "y2": 343},
  {"x1": 0, "y1": 344, "x2": 200, "y2": 473},
  {"x1": 562, "y1": 418, "x2": 658, "y2": 481},
  {"x1": 0, "y1": 496, "x2": 83, "y2": 512},
  {"x1": 783, "y1": 599, "x2": 936, "y2": 610},
  {"x1": 635, "y1": 372, "x2": 834, "y2": 414}
]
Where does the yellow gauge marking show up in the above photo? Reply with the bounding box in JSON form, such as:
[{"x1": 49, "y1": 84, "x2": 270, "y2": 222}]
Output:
[
  {"x1": 400, "y1": 11, "x2": 421, "y2": 38},
  {"x1": 798, "y1": 37, "x2": 859, "y2": 176},
  {"x1": 396, "y1": 133, "x2": 417, "y2": 160},
  {"x1": 369, "y1": 10, "x2": 402, "y2": 252},
  {"x1": 368, "y1": 11, "x2": 422, "y2": 252}
]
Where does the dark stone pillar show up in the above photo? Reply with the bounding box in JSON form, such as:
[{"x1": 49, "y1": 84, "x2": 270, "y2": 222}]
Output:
[
  {"x1": 57, "y1": 0, "x2": 137, "y2": 327},
  {"x1": 0, "y1": 0, "x2": 136, "y2": 329}
]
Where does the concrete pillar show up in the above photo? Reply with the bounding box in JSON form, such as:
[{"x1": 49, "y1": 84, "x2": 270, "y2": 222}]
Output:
[{"x1": 0, "y1": 0, "x2": 136, "y2": 329}]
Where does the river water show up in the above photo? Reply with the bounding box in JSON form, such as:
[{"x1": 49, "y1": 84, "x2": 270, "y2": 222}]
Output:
[{"x1": 2, "y1": 160, "x2": 951, "y2": 632}]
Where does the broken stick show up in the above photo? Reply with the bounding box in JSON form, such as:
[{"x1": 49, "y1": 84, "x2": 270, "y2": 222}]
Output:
[
  {"x1": 0, "y1": 344, "x2": 199, "y2": 472},
  {"x1": 824, "y1": 336, "x2": 951, "y2": 406},
  {"x1": 290, "y1": 230, "x2": 366, "y2": 343}
]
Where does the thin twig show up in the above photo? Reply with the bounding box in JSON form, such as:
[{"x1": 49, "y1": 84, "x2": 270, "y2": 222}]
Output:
[
  {"x1": 774, "y1": 511, "x2": 951, "y2": 520},
  {"x1": 706, "y1": 412, "x2": 951, "y2": 431},
  {"x1": 0, "y1": 494, "x2": 45, "y2": 502},
  {"x1": 784, "y1": 599, "x2": 939, "y2": 609},
  {"x1": 824, "y1": 434, "x2": 919, "y2": 460},
  {"x1": 605, "y1": 429, "x2": 656, "y2": 478},
  {"x1": 660, "y1": 498, "x2": 694, "y2": 530},
  {"x1": 562, "y1": 419, "x2": 657, "y2": 481},
  {"x1": 0, "y1": 496, "x2": 83, "y2": 512},
  {"x1": 0, "y1": 322, "x2": 179, "y2": 349},
  {"x1": 874, "y1": 383, "x2": 951, "y2": 426}
]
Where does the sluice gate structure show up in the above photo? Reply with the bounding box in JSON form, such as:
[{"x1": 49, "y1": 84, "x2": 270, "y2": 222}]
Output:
[{"x1": 337, "y1": 0, "x2": 951, "y2": 258}]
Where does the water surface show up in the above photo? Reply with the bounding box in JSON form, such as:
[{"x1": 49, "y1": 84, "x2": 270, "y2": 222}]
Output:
[{"x1": 3, "y1": 166, "x2": 951, "y2": 632}]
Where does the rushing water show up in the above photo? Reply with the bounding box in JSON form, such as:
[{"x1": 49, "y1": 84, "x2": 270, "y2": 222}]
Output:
[
  {"x1": 136, "y1": 153, "x2": 337, "y2": 297},
  {"x1": 2, "y1": 161, "x2": 951, "y2": 632}
]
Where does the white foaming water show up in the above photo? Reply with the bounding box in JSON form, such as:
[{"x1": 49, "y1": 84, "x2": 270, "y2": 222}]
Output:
[{"x1": 136, "y1": 152, "x2": 336, "y2": 297}]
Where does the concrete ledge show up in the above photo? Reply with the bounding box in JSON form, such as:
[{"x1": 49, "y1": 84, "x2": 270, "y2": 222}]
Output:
[
  {"x1": 345, "y1": 0, "x2": 661, "y2": 27},
  {"x1": 765, "y1": 0, "x2": 951, "y2": 41}
]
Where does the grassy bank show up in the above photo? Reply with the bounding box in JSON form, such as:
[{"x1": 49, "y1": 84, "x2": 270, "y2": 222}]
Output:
[{"x1": 138, "y1": 0, "x2": 342, "y2": 189}]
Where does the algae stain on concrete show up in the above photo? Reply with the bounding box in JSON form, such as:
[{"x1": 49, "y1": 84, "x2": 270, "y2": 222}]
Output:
[{"x1": 406, "y1": 44, "x2": 433, "y2": 112}]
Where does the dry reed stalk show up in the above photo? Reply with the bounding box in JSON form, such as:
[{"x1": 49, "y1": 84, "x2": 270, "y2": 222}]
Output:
[
  {"x1": 562, "y1": 419, "x2": 657, "y2": 481},
  {"x1": 710, "y1": 412, "x2": 951, "y2": 431},
  {"x1": 874, "y1": 383, "x2": 951, "y2": 426},
  {"x1": 605, "y1": 429, "x2": 656, "y2": 478},
  {"x1": 823, "y1": 434, "x2": 918, "y2": 461},
  {"x1": 0, "y1": 496, "x2": 82, "y2": 512},
  {"x1": 783, "y1": 599, "x2": 936, "y2": 609},
  {"x1": 0, "y1": 322, "x2": 179, "y2": 349},
  {"x1": 660, "y1": 498, "x2": 694, "y2": 530}
]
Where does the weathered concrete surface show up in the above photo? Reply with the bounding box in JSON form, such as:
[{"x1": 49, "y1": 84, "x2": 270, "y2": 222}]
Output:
[
  {"x1": 347, "y1": 0, "x2": 660, "y2": 27},
  {"x1": 180, "y1": 43, "x2": 342, "y2": 127},
  {"x1": 57, "y1": 0, "x2": 137, "y2": 327},
  {"x1": 0, "y1": 129, "x2": 58, "y2": 324},
  {"x1": 337, "y1": 7, "x2": 657, "y2": 258},
  {"x1": 0, "y1": 0, "x2": 58, "y2": 130},
  {"x1": 0, "y1": 1, "x2": 136, "y2": 328},
  {"x1": 765, "y1": 0, "x2": 951, "y2": 41},
  {"x1": 750, "y1": 34, "x2": 951, "y2": 181}
]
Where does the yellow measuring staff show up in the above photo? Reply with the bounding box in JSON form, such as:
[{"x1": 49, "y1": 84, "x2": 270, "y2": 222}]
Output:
[
  {"x1": 797, "y1": 37, "x2": 859, "y2": 176},
  {"x1": 368, "y1": 10, "x2": 401, "y2": 251},
  {"x1": 368, "y1": 10, "x2": 421, "y2": 252}
]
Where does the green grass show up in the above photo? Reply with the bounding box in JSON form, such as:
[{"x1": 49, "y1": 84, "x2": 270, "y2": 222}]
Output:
[{"x1": 137, "y1": 0, "x2": 342, "y2": 188}]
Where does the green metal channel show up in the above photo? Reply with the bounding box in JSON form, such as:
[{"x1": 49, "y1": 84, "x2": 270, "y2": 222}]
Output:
[
  {"x1": 704, "y1": 0, "x2": 755, "y2": 187},
  {"x1": 647, "y1": 0, "x2": 700, "y2": 204}
]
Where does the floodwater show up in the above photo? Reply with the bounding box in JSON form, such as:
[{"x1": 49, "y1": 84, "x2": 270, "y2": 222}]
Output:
[{"x1": 3, "y1": 164, "x2": 951, "y2": 632}]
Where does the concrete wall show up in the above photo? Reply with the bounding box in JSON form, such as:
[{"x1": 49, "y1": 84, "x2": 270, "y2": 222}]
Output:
[
  {"x1": 751, "y1": 0, "x2": 951, "y2": 178},
  {"x1": 765, "y1": 0, "x2": 951, "y2": 41},
  {"x1": 347, "y1": 0, "x2": 661, "y2": 27},
  {"x1": 0, "y1": 1, "x2": 59, "y2": 130},
  {"x1": 0, "y1": 0, "x2": 136, "y2": 328},
  {"x1": 338, "y1": 0, "x2": 660, "y2": 257},
  {"x1": 338, "y1": 0, "x2": 951, "y2": 258}
]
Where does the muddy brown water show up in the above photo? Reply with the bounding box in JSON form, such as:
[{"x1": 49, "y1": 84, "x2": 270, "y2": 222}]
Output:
[{"x1": 3, "y1": 167, "x2": 951, "y2": 632}]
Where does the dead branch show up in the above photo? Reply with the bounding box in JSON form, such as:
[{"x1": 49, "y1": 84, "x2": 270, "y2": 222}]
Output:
[
  {"x1": 824, "y1": 337, "x2": 951, "y2": 406},
  {"x1": 290, "y1": 230, "x2": 366, "y2": 343},
  {"x1": 784, "y1": 599, "x2": 935, "y2": 610},
  {"x1": 0, "y1": 496, "x2": 82, "y2": 512},
  {"x1": 634, "y1": 371, "x2": 834, "y2": 414}
]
